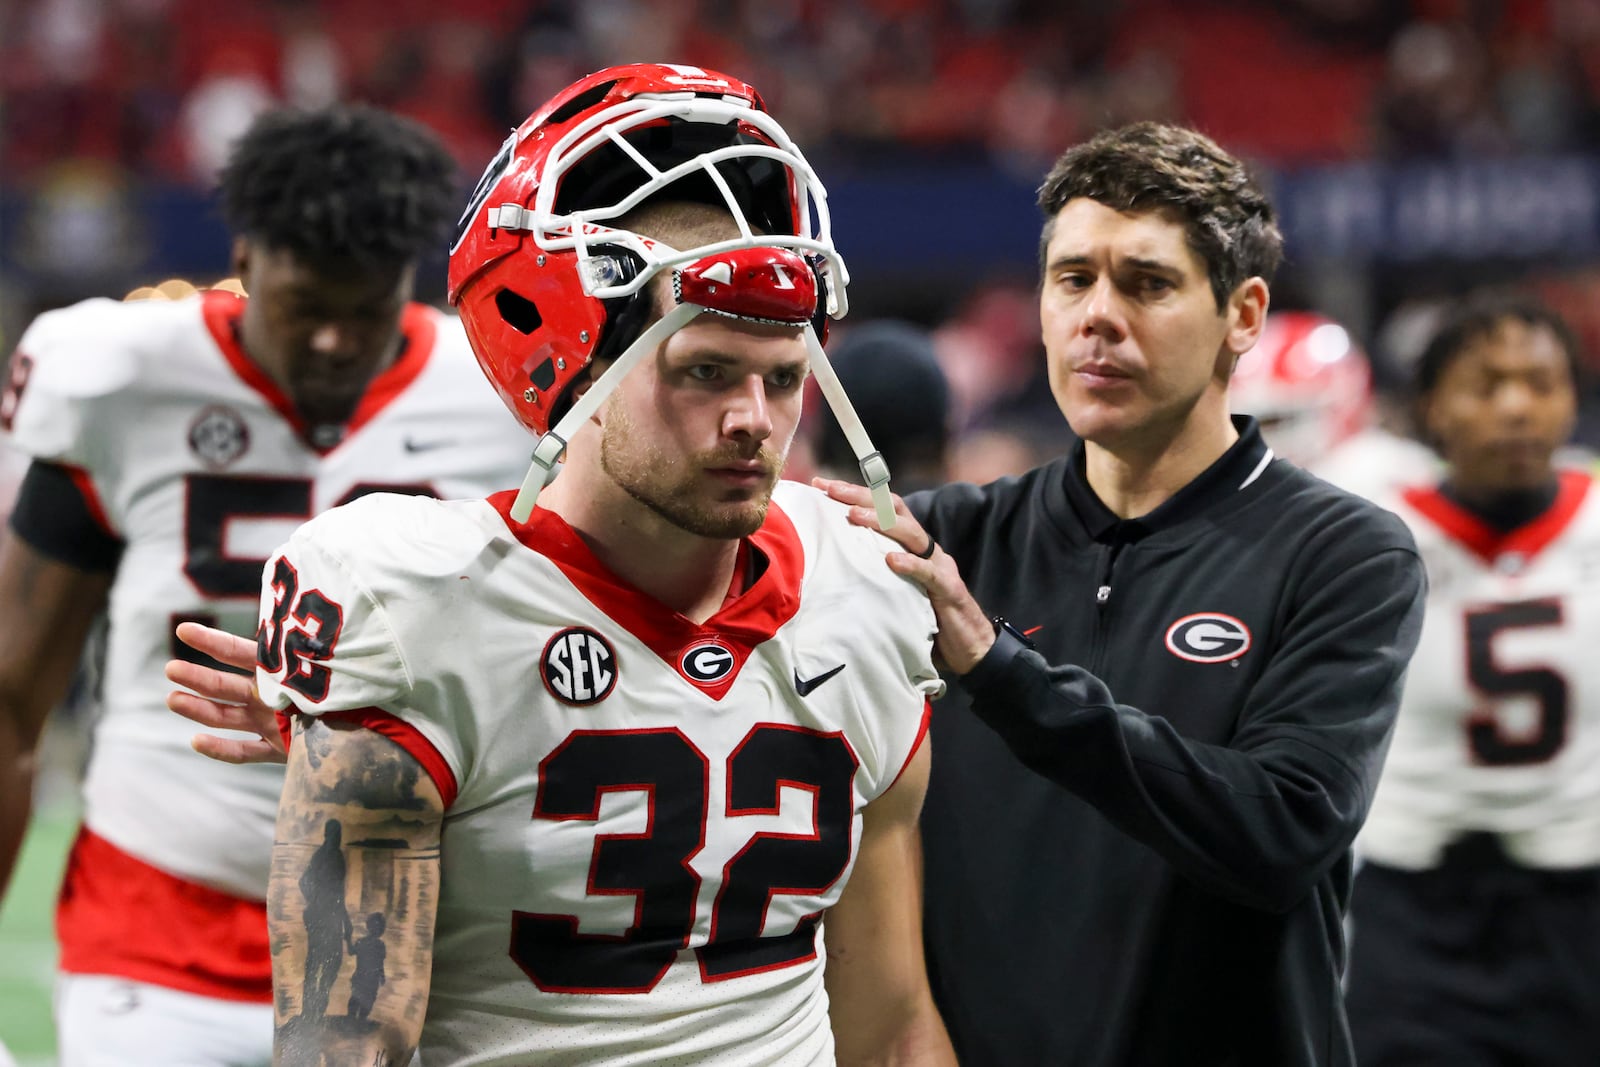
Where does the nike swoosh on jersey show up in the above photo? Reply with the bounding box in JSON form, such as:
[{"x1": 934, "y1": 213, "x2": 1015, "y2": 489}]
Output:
[
  {"x1": 403, "y1": 436, "x2": 456, "y2": 453},
  {"x1": 793, "y1": 663, "x2": 846, "y2": 696}
]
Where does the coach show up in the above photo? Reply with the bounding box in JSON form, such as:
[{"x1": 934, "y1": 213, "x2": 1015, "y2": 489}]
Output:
[{"x1": 821, "y1": 122, "x2": 1426, "y2": 1066}]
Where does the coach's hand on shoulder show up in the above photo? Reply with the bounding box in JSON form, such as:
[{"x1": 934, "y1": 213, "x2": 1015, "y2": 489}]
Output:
[
  {"x1": 813, "y1": 477, "x2": 996, "y2": 675},
  {"x1": 165, "y1": 621, "x2": 287, "y2": 765}
]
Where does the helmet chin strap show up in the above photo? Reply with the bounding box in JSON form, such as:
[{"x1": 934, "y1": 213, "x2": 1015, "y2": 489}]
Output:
[
  {"x1": 506, "y1": 303, "x2": 898, "y2": 533},
  {"x1": 803, "y1": 327, "x2": 897, "y2": 531},
  {"x1": 508, "y1": 302, "x2": 703, "y2": 522}
]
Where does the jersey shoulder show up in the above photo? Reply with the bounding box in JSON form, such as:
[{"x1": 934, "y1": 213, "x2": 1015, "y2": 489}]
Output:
[
  {"x1": 14, "y1": 296, "x2": 190, "y2": 398},
  {"x1": 773, "y1": 481, "x2": 932, "y2": 613},
  {"x1": 7, "y1": 296, "x2": 215, "y2": 461},
  {"x1": 287, "y1": 492, "x2": 505, "y2": 591},
  {"x1": 13, "y1": 295, "x2": 222, "y2": 396},
  {"x1": 268, "y1": 495, "x2": 506, "y2": 705},
  {"x1": 1313, "y1": 430, "x2": 1439, "y2": 502}
]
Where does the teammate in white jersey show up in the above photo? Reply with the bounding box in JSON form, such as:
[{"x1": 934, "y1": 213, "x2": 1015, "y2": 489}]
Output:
[
  {"x1": 1345, "y1": 295, "x2": 1600, "y2": 1064},
  {"x1": 168, "y1": 64, "x2": 956, "y2": 1065},
  {"x1": 0, "y1": 106, "x2": 530, "y2": 1066}
]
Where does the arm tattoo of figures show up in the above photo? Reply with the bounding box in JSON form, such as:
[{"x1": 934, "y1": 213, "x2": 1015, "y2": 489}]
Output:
[{"x1": 270, "y1": 718, "x2": 444, "y2": 1064}]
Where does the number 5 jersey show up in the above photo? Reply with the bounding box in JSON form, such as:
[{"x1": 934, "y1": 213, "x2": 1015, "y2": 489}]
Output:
[
  {"x1": 1360, "y1": 469, "x2": 1600, "y2": 870},
  {"x1": 2, "y1": 290, "x2": 531, "y2": 998},
  {"x1": 255, "y1": 484, "x2": 941, "y2": 1065}
]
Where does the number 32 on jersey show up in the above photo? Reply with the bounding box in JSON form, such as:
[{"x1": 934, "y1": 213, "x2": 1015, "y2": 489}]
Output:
[{"x1": 260, "y1": 584, "x2": 860, "y2": 997}]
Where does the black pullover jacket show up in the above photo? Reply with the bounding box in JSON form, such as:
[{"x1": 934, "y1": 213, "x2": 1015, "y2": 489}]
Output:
[{"x1": 910, "y1": 418, "x2": 1426, "y2": 1067}]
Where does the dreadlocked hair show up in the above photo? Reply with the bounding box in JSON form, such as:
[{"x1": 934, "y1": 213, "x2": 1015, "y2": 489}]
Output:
[{"x1": 218, "y1": 104, "x2": 458, "y2": 269}]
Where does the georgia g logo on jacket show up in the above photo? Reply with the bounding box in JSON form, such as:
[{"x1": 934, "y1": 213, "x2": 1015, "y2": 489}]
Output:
[{"x1": 1164, "y1": 613, "x2": 1252, "y2": 663}]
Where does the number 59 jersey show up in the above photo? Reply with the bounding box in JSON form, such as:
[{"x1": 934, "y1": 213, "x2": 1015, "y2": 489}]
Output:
[
  {"x1": 255, "y1": 483, "x2": 941, "y2": 1066},
  {"x1": 3, "y1": 291, "x2": 531, "y2": 898},
  {"x1": 1360, "y1": 470, "x2": 1600, "y2": 870}
]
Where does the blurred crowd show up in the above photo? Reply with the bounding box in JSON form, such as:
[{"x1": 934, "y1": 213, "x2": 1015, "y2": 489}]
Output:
[
  {"x1": 8, "y1": 0, "x2": 1600, "y2": 192},
  {"x1": 7, "y1": 0, "x2": 1600, "y2": 479}
]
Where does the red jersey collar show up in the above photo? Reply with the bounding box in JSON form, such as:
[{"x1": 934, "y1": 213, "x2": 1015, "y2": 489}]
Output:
[
  {"x1": 490, "y1": 491, "x2": 805, "y2": 701},
  {"x1": 1402, "y1": 468, "x2": 1592, "y2": 567},
  {"x1": 200, "y1": 289, "x2": 437, "y2": 455}
]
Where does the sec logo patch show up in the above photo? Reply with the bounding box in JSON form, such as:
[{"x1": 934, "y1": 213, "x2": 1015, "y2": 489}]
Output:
[
  {"x1": 541, "y1": 627, "x2": 617, "y2": 706},
  {"x1": 1164, "y1": 613, "x2": 1251, "y2": 663},
  {"x1": 188, "y1": 404, "x2": 250, "y2": 469}
]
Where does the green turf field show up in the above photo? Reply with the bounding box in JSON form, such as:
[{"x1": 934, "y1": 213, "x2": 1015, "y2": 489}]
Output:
[{"x1": 0, "y1": 800, "x2": 77, "y2": 1066}]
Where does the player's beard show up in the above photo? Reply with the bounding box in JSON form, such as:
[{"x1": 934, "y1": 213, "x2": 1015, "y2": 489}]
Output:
[{"x1": 600, "y1": 404, "x2": 780, "y2": 539}]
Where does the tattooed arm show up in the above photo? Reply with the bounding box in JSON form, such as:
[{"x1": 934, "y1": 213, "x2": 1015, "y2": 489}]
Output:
[{"x1": 271, "y1": 715, "x2": 444, "y2": 1065}]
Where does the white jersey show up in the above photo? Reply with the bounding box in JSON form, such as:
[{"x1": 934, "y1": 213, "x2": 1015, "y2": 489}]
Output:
[
  {"x1": 1310, "y1": 428, "x2": 1439, "y2": 502},
  {"x1": 4, "y1": 291, "x2": 530, "y2": 898},
  {"x1": 1359, "y1": 469, "x2": 1600, "y2": 869},
  {"x1": 256, "y1": 483, "x2": 940, "y2": 1066}
]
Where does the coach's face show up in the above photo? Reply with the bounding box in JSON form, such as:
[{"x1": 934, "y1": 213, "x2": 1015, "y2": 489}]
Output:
[
  {"x1": 1040, "y1": 200, "x2": 1264, "y2": 455},
  {"x1": 599, "y1": 312, "x2": 808, "y2": 539},
  {"x1": 234, "y1": 240, "x2": 414, "y2": 431},
  {"x1": 1423, "y1": 317, "x2": 1576, "y2": 493}
]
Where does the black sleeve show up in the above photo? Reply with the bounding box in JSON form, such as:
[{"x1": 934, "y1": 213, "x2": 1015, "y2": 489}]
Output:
[
  {"x1": 907, "y1": 480, "x2": 996, "y2": 554},
  {"x1": 8, "y1": 460, "x2": 124, "y2": 572},
  {"x1": 956, "y1": 531, "x2": 1427, "y2": 914}
]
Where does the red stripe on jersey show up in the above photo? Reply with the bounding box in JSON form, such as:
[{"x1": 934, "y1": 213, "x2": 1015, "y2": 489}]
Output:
[
  {"x1": 60, "y1": 462, "x2": 117, "y2": 537},
  {"x1": 883, "y1": 700, "x2": 933, "y2": 797},
  {"x1": 312, "y1": 707, "x2": 460, "y2": 809},
  {"x1": 1403, "y1": 469, "x2": 1592, "y2": 566},
  {"x1": 200, "y1": 291, "x2": 439, "y2": 455},
  {"x1": 489, "y1": 493, "x2": 805, "y2": 701},
  {"x1": 55, "y1": 828, "x2": 271, "y2": 1002},
  {"x1": 275, "y1": 708, "x2": 295, "y2": 753}
]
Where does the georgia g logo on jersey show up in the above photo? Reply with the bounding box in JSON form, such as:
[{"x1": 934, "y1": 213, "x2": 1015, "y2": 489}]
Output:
[
  {"x1": 541, "y1": 627, "x2": 618, "y2": 706},
  {"x1": 1165, "y1": 613, "x2": 1252, "y2": 663},
  {"x1": 680, "y1": 641, "x2": 736, "y2": 685}
]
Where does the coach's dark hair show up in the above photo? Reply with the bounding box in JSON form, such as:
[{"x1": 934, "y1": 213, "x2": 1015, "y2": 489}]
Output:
[
  {"x1": 218, "y1": 105, "x2": 458, "y2": 268},
  {"x1": 1415, "y1": 292, "x2": 1585, "y2": 397},
  {"x1": 1036, "y1": 122, "x2": 1283, "y2": 311}
]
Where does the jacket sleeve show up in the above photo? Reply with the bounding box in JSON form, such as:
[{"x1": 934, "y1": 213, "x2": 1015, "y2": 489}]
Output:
[{"x1": 955, "y1": 534, "x2": 1427, "y2": 914}]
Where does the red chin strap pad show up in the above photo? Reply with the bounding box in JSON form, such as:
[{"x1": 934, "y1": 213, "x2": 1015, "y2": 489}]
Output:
[{"x1": 675, "y1": 247, "x2": 819, "y2": 327}]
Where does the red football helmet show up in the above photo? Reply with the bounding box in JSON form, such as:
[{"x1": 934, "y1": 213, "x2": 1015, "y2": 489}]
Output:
[
  {"x1": 447, "y1": 63, "x2": 891, "y2": 524},
  {"x1": 1230, "y1": 311, "x2": 1374, "y2": 467}
]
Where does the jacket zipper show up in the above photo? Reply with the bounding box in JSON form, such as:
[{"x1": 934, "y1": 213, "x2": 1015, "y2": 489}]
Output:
[{"x1": 1089, "y1": 541, "x2": 1124, "y2": 674}]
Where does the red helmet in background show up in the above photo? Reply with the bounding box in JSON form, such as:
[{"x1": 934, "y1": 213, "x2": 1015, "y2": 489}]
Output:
[
  {"x1": 1231, "y1": 311, "x2": 1373, "y2": 466},
  {"x1": 447, "y1": 62, "x2": 846, "y2": 437}
]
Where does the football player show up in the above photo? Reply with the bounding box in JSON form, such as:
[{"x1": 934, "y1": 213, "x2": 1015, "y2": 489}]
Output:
[
  {"x1": 0, "y1": 106, "x2": 531, "y2": 1065},
  {"x1": 168, "y1": 64, "x2": 956, "y2": 1065},
  {"x1": 1346, "y1": 295, "x2": 1600, "y2": 1064},
  {"x1": 1229, "y1": 309, "x2": 1439, "y2": 496}
]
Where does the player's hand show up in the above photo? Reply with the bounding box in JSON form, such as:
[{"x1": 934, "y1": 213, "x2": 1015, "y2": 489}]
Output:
[
  {"x1": 812, "y1": 477, "x2": 996, "y2": 674},
  {"x1": 165, "y1": 621, "x2": 287, "y2": 765}
]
